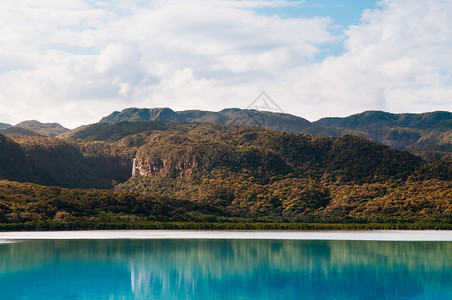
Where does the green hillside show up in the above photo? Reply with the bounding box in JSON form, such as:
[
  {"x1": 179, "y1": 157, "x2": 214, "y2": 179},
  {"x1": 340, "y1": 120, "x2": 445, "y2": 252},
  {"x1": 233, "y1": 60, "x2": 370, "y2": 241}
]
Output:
[
  {"x1": 1, "y1": 117, "x2": 451, "y2": 230},
  {"x1": 314, "y1": 111, "x2": 452, "y2": 153},
  {"x1": 110, "y1": 123, "x2": 450, "y2": 219},
  {"x1": 61, "y1": 120, "x2": 426, "y2": 183}
]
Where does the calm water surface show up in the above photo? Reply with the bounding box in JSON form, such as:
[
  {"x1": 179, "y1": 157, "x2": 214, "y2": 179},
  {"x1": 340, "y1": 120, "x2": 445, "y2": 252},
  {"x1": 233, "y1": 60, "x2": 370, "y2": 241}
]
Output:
[{"x1": 1, "y1": 239, "x2": 451, "y2": 299}]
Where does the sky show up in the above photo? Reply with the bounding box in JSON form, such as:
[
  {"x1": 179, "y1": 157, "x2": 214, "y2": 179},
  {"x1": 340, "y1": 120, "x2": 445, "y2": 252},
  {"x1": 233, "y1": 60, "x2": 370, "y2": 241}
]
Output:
[{"x1": 1, "y1": 0, "x2": 451, "y2": 128}]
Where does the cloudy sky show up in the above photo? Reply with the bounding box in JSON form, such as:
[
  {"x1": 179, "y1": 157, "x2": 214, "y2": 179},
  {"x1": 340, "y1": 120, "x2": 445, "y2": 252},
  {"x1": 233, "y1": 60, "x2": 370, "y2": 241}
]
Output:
[{"x1": 1, "y1": 0, "x2": 451, "y2": 128}]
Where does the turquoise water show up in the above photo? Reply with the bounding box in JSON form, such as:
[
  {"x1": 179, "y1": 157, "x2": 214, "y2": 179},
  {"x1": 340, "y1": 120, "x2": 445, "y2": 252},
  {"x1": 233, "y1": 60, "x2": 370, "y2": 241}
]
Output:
[{"x1": 1, "y1": 239, "x2": 451, "y2": 299}]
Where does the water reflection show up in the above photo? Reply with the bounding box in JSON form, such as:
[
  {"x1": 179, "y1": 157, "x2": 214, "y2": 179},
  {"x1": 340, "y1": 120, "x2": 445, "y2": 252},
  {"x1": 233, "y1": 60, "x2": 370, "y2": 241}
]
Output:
[{"x1": 1, "y1": 239, "x2": 451, "y2": 299}]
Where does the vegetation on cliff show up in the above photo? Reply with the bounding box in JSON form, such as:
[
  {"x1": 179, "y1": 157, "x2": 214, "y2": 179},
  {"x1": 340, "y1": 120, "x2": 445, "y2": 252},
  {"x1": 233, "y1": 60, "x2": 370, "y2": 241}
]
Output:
[{"x1": 109, "y1": 123, "x2": 450, "y2": 222}]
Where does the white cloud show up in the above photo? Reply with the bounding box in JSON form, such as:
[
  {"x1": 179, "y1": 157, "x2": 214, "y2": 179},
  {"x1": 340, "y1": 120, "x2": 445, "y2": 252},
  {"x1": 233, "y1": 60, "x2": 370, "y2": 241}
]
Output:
[
  {"x1": 0, "y1": 0, "x2": 335, "y2": 127},
  {"x1": 0, "y1": 0, "x2": 451, "y2": 128},
  {"x1": 276, "y1": 0, "x2": 452, "y2": 120}
]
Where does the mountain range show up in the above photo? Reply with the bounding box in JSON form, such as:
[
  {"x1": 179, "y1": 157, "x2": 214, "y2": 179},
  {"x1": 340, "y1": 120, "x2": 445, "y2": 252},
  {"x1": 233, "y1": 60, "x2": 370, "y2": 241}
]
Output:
[
  {"x1": 99, "y1": 107, "x2": 452, "y2": 158},
  {"x1": 0, "y1": 107, "x2": 451, "y2": 229},
  {"x1": 2, "y1": 108, "x2": 450, "y2": 157}
]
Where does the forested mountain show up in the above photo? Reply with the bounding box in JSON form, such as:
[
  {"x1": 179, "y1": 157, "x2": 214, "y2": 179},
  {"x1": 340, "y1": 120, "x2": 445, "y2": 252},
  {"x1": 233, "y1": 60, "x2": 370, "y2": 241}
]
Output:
[
  {"x1": 109, "y1": 123, "x2": 450, "y2": 219},
  {"x1": 98, "y1": 108, "x2": 452, "y2": 156},
  {"x1": 11, "y1": 122, "x2": 436, "y2": 188},
  {"x1": 0, "y1": 121, "x2": 451, "y2": 229},
  {"x1": 314, "y1": 111, "x2": 452, "y2": 152},
  {"x1": 1, "y1": 110, "x2": 451, "y2": 229}
]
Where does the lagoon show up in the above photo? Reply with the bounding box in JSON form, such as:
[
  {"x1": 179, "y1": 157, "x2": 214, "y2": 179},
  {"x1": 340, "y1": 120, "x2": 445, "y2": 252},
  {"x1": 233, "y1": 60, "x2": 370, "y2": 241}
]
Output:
[{"x1": 1, "y1": 231, "x2": 452, "y2": 299}]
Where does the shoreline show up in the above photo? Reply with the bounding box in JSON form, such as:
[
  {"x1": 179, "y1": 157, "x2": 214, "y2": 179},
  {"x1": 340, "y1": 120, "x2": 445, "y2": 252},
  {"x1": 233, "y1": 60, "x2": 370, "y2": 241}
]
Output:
[{"x1": 2, "y1": 230, "x2": 452, "y2": 242}]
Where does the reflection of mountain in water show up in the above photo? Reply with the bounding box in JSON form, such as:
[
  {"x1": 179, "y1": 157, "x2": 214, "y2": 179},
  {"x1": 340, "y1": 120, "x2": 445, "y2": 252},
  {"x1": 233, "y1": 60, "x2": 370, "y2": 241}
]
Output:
[
  {"x1": 1, "y1": 239, "x2": 452, "y2": 299},
  {"x1": 130, "y1": 263, "x2": 151, "y2": 296},
  {"x1": 124, "y1": 240, "x2": 452, "y2": 299}
]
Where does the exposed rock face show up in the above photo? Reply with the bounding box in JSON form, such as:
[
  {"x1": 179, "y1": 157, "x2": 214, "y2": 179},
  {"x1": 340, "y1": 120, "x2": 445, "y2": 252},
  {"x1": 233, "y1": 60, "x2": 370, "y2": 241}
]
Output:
[
  {"x1": 136, "y1": 159, "x2": 167, "y2": 176},
  {"x1": 135, "y1": 158, "x2": 198, "y2": 177}
]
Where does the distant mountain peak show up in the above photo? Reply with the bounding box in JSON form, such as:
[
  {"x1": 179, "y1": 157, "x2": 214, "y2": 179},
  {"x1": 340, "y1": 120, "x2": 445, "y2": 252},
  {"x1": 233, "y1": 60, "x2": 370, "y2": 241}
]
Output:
[
  {"x1": 100, "y1": 107, "x2": 181, "y2": 123},
  {"x1": 219, "y1": 108, "x2": 242, "y2": 113},
  {"x1": 314, "y1": 110, "x2": 452, "y2": 130},
  {"x1": 16, "y1": 120, "x2": 66, "y2": 128},
  {"x1": 100, "y1": 107, "x2": 312, "y2": 133},
  {"x1": 10, "y1": 120, "x2": 69, "y2": 137},
  {"x1": 0, "y1": 122, "x2": 11, "y2": 130}
]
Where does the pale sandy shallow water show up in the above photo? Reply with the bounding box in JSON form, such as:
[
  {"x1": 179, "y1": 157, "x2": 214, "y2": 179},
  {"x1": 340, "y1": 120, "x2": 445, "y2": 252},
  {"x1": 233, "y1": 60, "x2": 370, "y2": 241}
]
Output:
[{"x1": 1, "y1": 230, "x2": 452, "y2": 241}]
